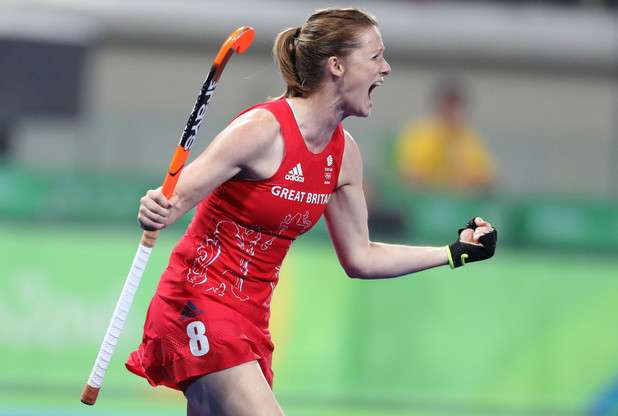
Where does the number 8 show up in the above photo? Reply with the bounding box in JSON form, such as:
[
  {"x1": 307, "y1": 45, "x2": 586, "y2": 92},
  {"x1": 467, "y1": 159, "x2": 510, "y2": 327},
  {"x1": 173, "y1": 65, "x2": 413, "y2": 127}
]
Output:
[{"x1": 186, "y1": 321, "x2": 209, "y2": 357}]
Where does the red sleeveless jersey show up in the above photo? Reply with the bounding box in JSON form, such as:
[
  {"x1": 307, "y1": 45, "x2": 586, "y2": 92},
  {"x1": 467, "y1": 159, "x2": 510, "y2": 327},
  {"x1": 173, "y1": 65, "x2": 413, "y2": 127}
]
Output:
[{"x1": 157, "y1": 98, "x2": 345, "y2": 326}]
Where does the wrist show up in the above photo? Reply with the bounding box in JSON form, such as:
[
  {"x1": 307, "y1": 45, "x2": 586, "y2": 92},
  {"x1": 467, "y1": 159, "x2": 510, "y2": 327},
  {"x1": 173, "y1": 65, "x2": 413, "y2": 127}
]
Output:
[{"x1": 446, "y1": 242, "x2": 468, "y2": 269}]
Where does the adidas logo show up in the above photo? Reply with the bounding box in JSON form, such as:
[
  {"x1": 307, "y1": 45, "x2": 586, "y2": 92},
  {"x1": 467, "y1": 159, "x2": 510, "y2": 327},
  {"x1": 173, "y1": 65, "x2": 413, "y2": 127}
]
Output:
[
  {"x1": 179, "y1": 300, "x2": 204, "y2": 321},
  {"x1": 285, "y1": 163, "x2": 305, "y2": 183}
]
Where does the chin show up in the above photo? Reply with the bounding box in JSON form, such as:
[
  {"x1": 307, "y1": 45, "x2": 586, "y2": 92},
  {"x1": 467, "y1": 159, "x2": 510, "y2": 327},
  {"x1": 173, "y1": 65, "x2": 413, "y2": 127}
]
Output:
[
  {"x1": 345, "y1": 99, "x2": 372, "y2": 118},
  {"x1": 362, "y1": 102, "x2": 373, "y2": 118},
  {"x1": 357, "y1": 100, "x2": 373, "y2": 118},
  {"x1": 352, "y1": 109, "x2": 371, "y2": 118}
]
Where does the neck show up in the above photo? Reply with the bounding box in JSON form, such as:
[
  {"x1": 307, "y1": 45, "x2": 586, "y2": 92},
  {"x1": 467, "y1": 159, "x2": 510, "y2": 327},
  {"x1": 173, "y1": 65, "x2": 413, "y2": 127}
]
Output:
[{"x1": 288, "y1": 94, "x2": 345, "y2": 153}]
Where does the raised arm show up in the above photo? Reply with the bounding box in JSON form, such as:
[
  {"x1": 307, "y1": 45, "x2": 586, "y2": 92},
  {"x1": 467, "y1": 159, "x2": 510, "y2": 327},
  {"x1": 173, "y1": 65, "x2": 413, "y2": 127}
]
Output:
[
  {"x1": 138, "y1": 108, "x2": 284, "y2": 230},
  {"x1": 323, "y1": 132, "x2": 495, "y2": 279}
]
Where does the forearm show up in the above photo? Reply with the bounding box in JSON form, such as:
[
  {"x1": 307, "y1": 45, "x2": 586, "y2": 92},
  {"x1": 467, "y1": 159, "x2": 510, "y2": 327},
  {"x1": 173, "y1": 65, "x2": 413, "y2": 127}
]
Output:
[
  {"x1": 163, "y1": 198, "x2": 195, "y2": 227},
  {"x1": 160, "y1": 158, "x2": 229, "y2": 228},
  {"x1": 341, "y1": 242, "x2": 449, "y2": 279}
]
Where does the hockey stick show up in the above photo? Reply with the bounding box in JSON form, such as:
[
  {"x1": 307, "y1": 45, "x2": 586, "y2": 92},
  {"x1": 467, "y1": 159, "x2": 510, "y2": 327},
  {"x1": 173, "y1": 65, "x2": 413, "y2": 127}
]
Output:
[{"x1": 80, "y1": 26, "x2": 255, "y2": 406}]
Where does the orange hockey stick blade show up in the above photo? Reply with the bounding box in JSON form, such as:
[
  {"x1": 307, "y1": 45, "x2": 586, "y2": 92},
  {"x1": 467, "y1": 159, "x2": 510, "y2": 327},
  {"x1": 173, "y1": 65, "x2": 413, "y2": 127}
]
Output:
[{"x1": 214, "y1": 26, "x2": 254, "y2": 65}]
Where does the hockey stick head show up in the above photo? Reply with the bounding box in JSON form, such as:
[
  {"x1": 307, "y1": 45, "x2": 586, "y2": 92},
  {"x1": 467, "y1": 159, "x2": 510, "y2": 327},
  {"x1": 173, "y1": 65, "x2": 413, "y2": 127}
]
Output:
[
  {"x1": 214, "y1": 26, "x2": 255, "y2": 65},
  {"x1": 229, "y1": 26, "x2": 255, "y2": 54}
]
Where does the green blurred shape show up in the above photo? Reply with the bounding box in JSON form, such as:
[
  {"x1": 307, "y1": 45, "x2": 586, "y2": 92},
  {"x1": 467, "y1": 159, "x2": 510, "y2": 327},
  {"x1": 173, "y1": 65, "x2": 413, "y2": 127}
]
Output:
[{"x1": 1, "y1": 219, "x2": 618, "y2": 415}]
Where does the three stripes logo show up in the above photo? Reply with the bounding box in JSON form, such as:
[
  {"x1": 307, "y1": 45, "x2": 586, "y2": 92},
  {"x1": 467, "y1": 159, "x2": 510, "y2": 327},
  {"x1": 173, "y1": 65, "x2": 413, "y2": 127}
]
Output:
[
  {"x1": 285, "y1": 163, "x2": 305, "y2": 183},
  {"x1": 179, "y1": 300, "x2": 204, "y2": 321}
]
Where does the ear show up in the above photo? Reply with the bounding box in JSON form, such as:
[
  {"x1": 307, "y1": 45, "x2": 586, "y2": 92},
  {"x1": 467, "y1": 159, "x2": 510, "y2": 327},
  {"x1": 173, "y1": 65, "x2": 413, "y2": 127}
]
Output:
[{"x1": 327, "y1": 56, "x2": 344, "y2": 77}]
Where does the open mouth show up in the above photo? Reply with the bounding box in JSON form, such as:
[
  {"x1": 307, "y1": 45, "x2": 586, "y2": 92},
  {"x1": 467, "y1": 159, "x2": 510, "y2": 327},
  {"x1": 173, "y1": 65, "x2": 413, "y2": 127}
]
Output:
[{"x1": 369, "y1": 81, "x2": 382, "y2": 99}]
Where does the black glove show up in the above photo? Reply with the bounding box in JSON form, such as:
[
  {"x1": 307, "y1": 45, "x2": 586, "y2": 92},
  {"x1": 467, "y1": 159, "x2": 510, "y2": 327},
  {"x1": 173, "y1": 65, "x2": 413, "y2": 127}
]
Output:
[{"x1": 446, "y1": 218, "x2": 497, "y2": 269}]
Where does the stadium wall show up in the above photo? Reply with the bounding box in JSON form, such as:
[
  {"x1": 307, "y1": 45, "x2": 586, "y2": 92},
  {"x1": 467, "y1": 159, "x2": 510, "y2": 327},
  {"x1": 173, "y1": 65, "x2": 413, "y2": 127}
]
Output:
[{"x1": 2, "y1": 1, "x2": 617, "y2": 198}]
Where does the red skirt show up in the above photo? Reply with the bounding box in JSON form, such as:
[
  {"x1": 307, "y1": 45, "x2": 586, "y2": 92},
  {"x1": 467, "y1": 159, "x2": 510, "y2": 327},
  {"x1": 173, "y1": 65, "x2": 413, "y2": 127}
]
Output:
[{"x1": 126, "y1": 292, "x2": 274, "y2": 390}]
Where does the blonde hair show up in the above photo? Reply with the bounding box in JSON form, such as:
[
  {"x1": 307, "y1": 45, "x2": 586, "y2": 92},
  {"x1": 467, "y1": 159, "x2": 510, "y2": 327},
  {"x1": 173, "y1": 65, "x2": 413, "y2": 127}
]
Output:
[{"x1": 272, "y1": 7, "x2": 378, "y2": 99}]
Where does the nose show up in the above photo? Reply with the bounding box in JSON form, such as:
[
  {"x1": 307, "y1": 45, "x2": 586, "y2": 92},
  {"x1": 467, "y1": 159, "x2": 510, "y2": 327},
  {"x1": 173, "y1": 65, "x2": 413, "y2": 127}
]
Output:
[{"x1": 381, "y1": 58, "x2": 391, "y2": 76}]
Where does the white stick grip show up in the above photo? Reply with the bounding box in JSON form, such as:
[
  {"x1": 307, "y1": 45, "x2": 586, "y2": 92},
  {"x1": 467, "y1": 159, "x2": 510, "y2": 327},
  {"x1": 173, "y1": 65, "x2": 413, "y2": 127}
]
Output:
[{"x1": 81, "y1": 243, "x2": 152, "y2": 404}]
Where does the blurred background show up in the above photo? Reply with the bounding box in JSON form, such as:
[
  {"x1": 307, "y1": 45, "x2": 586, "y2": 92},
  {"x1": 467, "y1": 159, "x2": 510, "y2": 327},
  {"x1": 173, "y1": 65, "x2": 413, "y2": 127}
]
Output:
[{"x1": 1, "y1": 0, "x2": 617, "y2": 415}]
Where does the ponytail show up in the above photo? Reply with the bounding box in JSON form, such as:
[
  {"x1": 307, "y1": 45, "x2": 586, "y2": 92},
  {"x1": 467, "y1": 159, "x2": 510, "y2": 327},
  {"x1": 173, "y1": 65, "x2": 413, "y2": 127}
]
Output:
[{"x1": 272, "y1": 27, "x2": 306, "y2": 99}]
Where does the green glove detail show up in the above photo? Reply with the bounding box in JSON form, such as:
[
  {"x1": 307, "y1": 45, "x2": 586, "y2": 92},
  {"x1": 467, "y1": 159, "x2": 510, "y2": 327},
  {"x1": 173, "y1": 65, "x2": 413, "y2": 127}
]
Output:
[{"x1": 446, "y1": 218, "x2": 497, "y2": 269}]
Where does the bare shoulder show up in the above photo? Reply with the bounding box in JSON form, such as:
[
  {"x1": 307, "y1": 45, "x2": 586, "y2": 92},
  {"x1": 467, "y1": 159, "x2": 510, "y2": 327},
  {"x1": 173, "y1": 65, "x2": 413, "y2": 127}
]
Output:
[
  {"x1": 224, "y1": 108, "x2": 281, "y2": 149},
  {"x1": 337, "y1": 129, "x2": 363, "y2": 188},
  {"x1": 208, "y1": 108, "x2": 281, "y2": 160},
  {"x1": 342, "y1": 129, "x2": 361, "y2": 157},
  {"x1": 210, "y1": 107, "x2": 284, "y2": 180}
]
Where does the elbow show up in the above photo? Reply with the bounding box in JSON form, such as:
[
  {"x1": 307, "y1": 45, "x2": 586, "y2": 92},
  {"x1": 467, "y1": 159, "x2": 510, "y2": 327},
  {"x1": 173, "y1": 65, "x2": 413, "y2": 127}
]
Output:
[
  {"x1": 340, "y1": 258, "x2": 370, "y2": 279},
  {"x1": 336, "y1": 245, "x2": 377, "y2": 279},
  {"x1": 344, "y1": 267, "x2": 364, "y2": 279}
]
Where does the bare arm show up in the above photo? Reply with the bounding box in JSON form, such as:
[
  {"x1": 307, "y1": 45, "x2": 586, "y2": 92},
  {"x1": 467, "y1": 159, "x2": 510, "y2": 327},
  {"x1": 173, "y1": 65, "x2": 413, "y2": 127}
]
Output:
[
  {"x1": 324, "y1": 132, "x2": 492, "y2": 279},
  {"x1": 138, "y1": 108, "x2": 284, "y2": 230}
]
